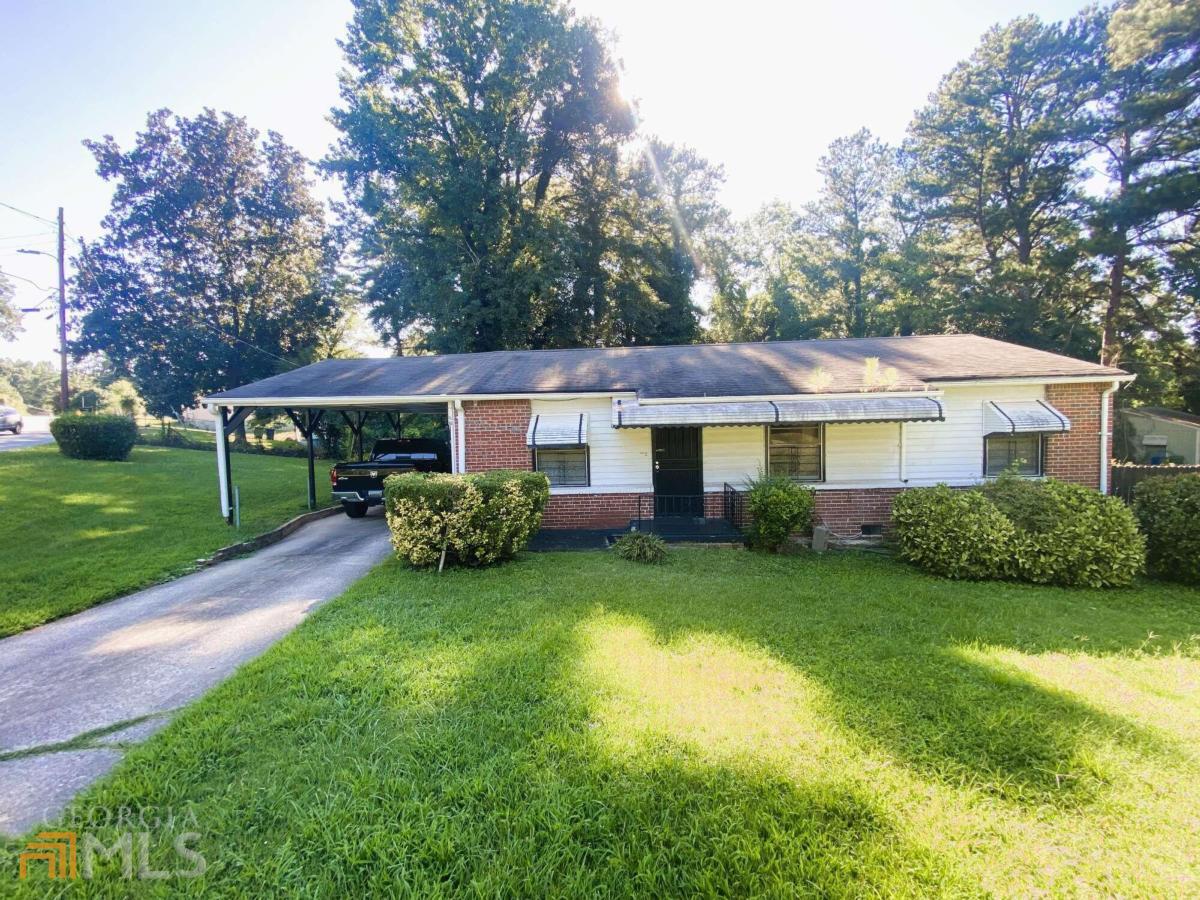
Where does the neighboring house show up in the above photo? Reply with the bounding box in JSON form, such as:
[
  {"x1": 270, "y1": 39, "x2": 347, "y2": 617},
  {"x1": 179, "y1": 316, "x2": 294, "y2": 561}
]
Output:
[
  {"x1": 204, "y1": 334, "x2": 1130, "y2": 535},
  {"x1": 1117, "y1": 407, "x2": 1200, "y2": 465}
]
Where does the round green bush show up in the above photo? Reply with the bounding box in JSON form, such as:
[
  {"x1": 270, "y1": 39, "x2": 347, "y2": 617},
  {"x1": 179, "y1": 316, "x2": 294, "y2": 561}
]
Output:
[
  {"x1": 892, "y1": 484, "x2": 1015, "y2": 580},
  {"x1": 1133, "y1": 474, "x2": 1200, "y2": 583},
  {"x1": 612, "y1": 531, "x2": 668, "y2": 564},
  {"x1": 745, "y1": 473, "x2": 815, "y2": 552},
  {"x1": 50, "y1": 414, "x2": 139, "y2": 461},
  {"x1": 384, "y1": 470, "x2": 550, "y2": 568},
  {"x1": 984, "y1": 476, "x2": 1144, "y2": 588}
]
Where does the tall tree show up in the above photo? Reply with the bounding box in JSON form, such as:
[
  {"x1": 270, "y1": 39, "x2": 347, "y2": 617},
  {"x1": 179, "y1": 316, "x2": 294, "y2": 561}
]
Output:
[
  {"x1": 800, "y1": 128, "x2": 899, "y2": 338},
  {"x1": 905, "y1": 15, "x2": 1097, "y2": 354},
  {"x1": 73, "y1": 109, "x2": 341, "y2": 416},
  {"x1": 330, "y1": 0, "x2": 723, "y2": 352},
  {"x1": 1086, "y1": 0, "x2": 1200, "y2": 367},
  {"x1": 330, "y1": 0, "x2": 632, "y2": 353}
]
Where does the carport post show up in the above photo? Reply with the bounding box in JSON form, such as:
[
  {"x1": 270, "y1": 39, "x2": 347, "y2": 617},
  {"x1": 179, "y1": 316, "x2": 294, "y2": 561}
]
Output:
[
  {"x1": 304, "y1": 409, "x2": 317, "y2": 510},
  {"x1": 215, "y1": 407, "x2": 232, "y2": 523}
]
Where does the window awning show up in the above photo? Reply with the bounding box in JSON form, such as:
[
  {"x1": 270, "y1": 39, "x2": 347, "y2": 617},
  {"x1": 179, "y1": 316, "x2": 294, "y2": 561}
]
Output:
[
  {"x1": 612, "y1": 396, "x2": 944, "y2": 428},
  {"x1": 984, "y1": 400, "x2": 1070, "y2": 434},
  {"x1": 526, "y1": 413, "x2": 588, "y2": 447}
]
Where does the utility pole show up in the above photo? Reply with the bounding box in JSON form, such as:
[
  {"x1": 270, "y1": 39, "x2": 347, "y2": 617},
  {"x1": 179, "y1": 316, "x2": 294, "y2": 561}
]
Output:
[
  {"x1": 56, "y1": 207, "x2": 68, "y2": 412},
  {"x1": 16, "y1": 207, "x2": 69, "y2": 410}
]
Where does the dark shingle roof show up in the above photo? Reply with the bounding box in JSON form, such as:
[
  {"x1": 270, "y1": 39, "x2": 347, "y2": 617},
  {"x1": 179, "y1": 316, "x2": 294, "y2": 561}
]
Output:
[{"x1": 205, "y1": 334, "x2": 1129, "y2": 404}]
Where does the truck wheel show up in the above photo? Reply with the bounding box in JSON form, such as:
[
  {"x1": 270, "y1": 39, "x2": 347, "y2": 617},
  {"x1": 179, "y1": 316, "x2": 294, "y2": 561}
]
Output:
[
  {"x1": 342, "y1": 501, "x2": 369, "y2": 518},
  {"x1": 12, "y1": 423, "x2": 22, "y2": 435}
]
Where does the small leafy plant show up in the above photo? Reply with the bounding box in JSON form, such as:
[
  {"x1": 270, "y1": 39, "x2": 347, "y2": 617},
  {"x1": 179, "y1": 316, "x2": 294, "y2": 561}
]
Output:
[
  {"x1": 612, "y1": 531, "x2": 668, "y2": 564},
  {"x1": 744, "y1": 472, "x2": 815, "y2": 552}
]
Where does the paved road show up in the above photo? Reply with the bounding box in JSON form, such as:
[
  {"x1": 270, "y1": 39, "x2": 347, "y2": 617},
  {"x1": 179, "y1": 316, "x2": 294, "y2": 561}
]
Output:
[
  {"x1": 0, "y1": 509, "x2": 392, "y2": 836},
  {"x1": 0, "y1": 414, "x2": 53, "y2": 452}
]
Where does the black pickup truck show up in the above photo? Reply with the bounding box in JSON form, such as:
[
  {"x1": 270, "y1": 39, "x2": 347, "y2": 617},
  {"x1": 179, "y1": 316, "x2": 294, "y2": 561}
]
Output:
[{"x1": 330, "y1": 438, "x2": 452, "y2": 517}]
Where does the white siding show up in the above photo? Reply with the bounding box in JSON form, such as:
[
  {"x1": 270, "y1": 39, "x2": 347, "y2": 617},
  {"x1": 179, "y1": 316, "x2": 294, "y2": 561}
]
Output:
[
  {"x1": 530, "y1": 397, "x2": 652, "y2": 493},
  {"x1": 703, "y1": 426, "x2": 764, "y2": 491},
  {"x1": 901, "y1": 383, "x2": 1044, "y2": 487},
  {"x1": 532, "y1": 384, "x2": 1050, "y2": 494},
  {"x1": 824, "y1": 423, "x2": 901, "y2": 484}
]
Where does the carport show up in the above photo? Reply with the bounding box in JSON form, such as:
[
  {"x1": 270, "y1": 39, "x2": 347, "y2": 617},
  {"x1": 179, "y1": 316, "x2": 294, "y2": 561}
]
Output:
[{"x1": 202, "y1": 396, "x2": 453, "y2": 524}]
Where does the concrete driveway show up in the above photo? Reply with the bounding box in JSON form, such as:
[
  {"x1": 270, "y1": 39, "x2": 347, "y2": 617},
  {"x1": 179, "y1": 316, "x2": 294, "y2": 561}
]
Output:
[
  {"x1": 0, "y1": 414, "x2": 53, "y2": 452},
  {"x1": 0, "y1": 509, "x2": 392, "y2": 836}
]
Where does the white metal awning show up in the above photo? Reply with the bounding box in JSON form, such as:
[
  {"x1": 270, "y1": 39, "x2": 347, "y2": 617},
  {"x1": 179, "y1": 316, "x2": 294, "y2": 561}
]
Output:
[
  {"x1": 612, "y1": 396, "x2": 944, "y2": 428},
  {"x1": 984, "y1": 400, "x2": 1070, "y2": 434},
  {"x1": 526, "y1": 413, "x2": 589, "y2": 447}
]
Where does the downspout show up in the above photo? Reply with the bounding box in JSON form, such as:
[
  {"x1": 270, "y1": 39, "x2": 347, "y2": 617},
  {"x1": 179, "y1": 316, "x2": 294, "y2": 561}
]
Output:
[
  {"x1": 898, "y1": 422, "x2": 908, "y2": 484},
  {"x1": 447, "y1": 401, "x2": 458, "y2": 474},
  {"x1": 1099, "y1": 380, "x2": 1118, "y2": 495},
  {"x1": 454, "y1": 400, "x2": 467, "y2": 474}
]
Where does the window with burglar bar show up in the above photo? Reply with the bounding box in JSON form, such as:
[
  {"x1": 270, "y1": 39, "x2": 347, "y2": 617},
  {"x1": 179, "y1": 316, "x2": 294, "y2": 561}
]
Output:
[
  {"x1": 767, "y1": 425, "x2": 823, "y2": 482},
  {"x1": 534, "y1": 446, "x2": 589, "y2": 487}
]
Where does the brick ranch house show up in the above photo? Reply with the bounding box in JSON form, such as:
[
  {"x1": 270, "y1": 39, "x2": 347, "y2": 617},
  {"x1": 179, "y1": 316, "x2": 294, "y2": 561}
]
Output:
[{"x1": 204, "y1": 334, "x2": 1131, "y2": 535}]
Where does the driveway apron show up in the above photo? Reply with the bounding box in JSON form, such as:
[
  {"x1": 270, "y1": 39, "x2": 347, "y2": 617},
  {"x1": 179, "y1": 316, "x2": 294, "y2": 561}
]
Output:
[{"x1": 0, "y1": 510, "x2": 392, "y2": 835}]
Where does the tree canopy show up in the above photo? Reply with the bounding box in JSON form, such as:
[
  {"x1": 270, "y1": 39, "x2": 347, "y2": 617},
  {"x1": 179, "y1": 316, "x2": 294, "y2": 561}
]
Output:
[
  {"x1": 710, "y1": 0, "x2": 1200, "y2": 411},
  {"x1": 328, "y1": 0, "x2": 724, "y2": 353},
  {"x1": 0, "y1": 273, "x2": 19, "y2": 342},
  {"x1": 72, "y1": 109, "x2": 343, "y2": 416}
]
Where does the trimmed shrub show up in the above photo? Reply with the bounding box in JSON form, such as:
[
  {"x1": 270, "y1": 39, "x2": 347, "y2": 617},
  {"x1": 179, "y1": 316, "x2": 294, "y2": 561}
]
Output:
[
  {"x1": 384, "y1": 469, "x2": 549, "y2": 568},
  {"x1": 983, "y1": 475, "x2": 1144, "y2": 588},
  {"x1": 892, "y1": 484, "x2": 1015, "y2": 580},
  {"x1": 1133, "y1": 475, "x2": 1200, "y2": 583},
  {"x1": 745, "y1": 473, "x2": 815, "y2": 552},
  {"x1": 50, "y1": 414, "x2": 138, "y2": 461},
  {"x1": 613, "y1": 531, "x2": 668, "y2": 564}
]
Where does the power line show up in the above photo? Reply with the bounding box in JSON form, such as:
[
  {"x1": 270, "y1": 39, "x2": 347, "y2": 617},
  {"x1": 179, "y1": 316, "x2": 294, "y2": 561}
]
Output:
[
  {"x1": 0, "y1": 200, "x2": 57, "y2": 227},
  {"x1": 0, "y1": 268, "x2": 53, "y2": 292}
]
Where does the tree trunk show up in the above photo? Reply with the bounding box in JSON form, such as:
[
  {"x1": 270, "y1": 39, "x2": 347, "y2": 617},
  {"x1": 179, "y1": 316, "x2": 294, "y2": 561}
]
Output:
[{"x1": 1101, "y1": 242, "x2": 1127, "y2": 367}]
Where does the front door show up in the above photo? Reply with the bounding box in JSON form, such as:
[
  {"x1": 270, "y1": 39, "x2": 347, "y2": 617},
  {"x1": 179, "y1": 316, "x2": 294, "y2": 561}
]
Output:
[{"x1": 652, "y1": 427, "x2": 702, "y2": 517}]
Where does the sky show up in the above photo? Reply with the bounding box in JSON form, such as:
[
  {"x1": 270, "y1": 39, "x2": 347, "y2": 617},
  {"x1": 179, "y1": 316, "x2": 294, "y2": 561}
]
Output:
[{"x1": 0, "y1": 0, "x2": 1088, "y2": 364}]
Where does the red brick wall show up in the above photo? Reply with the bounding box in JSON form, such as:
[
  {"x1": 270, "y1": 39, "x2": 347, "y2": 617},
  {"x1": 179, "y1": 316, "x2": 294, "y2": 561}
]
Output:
[
  {"x1": 543, "y1": 493, "x2": 650, "y2": 528},
  {"x1": 462, "y1": 399, "x2": 532, "y2": 472},
  {"x1": 1044, "y1": 383, "x2": 1110, "y2": 489},
  {"x1": 813, "y1": 488, "x2": 904, "y2": 537}
]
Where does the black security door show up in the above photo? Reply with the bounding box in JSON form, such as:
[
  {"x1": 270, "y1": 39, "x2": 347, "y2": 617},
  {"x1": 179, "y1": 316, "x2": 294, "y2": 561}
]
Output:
[{"x1": 652, "y1": 427, "x2": 702, "y2": 517}]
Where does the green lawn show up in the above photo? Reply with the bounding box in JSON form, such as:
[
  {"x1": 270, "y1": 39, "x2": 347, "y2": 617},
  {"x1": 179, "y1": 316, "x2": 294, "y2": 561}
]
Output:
[
  {"x1": 0, "y1": 445, "x2": 331, "y2": 636},
  {"x1": 9, "y1": 550, "x2": 1198, "y2": 896}
]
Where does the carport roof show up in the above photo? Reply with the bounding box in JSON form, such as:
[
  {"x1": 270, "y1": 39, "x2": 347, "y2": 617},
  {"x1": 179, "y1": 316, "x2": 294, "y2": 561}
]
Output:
[{"x1": 203, "y1": 334, "x2": 1129, "y2": 405}]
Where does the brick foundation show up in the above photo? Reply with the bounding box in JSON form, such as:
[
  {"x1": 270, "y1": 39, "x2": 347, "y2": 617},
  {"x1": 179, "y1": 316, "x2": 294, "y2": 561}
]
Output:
[
  {"x1": 1044, "y1": 383, "x2": 1110, "y2": 489},
  {"x1": 813, "y1": 488, "x2": 905, "y2": 537},
  {"x1": 543, "y1": 493, "x2": 650, "y2": 528},
  {"x1": 462, "y1": 399, "x2": 532, "y2": 472}
]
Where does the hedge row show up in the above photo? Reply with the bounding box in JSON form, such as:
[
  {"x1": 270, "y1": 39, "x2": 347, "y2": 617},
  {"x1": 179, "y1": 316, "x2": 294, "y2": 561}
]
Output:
[
  {"x1": 1133, "y1": 474, "x2": 1200, "y2": 584},
  {"x1": 384, "y1": 470, "x2": 550, "y2": 568},
  {"x1": 50, "y1": 414, "x2": 139, "y2": 461},
  {"x1": 893, "y1": 474, "x2": 1144, "y2": 588}
]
